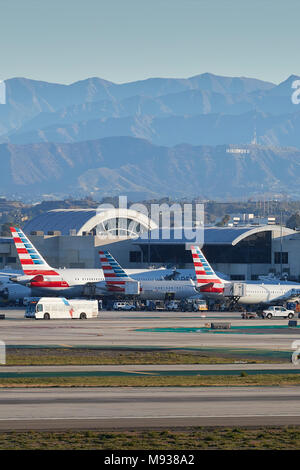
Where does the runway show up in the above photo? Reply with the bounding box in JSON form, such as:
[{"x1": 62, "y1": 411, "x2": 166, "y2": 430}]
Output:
[
  {"x1": 0, "y1": 309, "x2": 300, "y2": 431},
  {"x1": 2, "y1": 363, "x2": 300, "y2": 373},
  {"x1": 0, "y1": 308, "x2": 300, "y2": 351},
  {"x1": 0, "y1": 386, "x2": 300, "y2": 430},
  {"x1": 0, "y1": 362, "x2": 300, "y2": 377}
]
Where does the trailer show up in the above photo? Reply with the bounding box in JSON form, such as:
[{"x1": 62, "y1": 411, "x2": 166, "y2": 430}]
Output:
[{"x1": 25, "y1": 297, "x2": 98, "y2": 320}]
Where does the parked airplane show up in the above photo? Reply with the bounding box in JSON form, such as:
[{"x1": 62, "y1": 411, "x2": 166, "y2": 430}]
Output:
[
  {"x1": 9, "y1": 226, "x2": 195, "y2": 298},
  {"x1": 99, "y1": 250, "x2": 199, "y2": 300},
  {"x1": 0, "y1": 269, "x2": 31, "y2": 303},
  {"x1": 0, "y1": 282, "x2": 31, "y2": 303},
  {"x1": 190, "y1": 245, "x2": 300, "y2": 305}
]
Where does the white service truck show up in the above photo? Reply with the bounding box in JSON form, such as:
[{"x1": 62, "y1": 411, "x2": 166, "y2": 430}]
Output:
[
  {"x1": 25, "y1": 297, "x2": 98, "y2": 320},
  {"x1": 112, "y1": 301, "x2": 136, "y2": 311},
  {"x1": 262, "y1": 305, "x2": 295, "y2": 319}
]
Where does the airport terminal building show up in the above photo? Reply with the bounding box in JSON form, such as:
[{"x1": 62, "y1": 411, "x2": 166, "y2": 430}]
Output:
[{"x1": 1, "y1": 208, "x2": 300, "y2": 281}]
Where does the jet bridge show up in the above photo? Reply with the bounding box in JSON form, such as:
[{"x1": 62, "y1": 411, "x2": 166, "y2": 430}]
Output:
[
  {"x1": 223, "y1": 282, "x2": 247, "y2": 309},
  {"x1": 83, "y1": 280, "x2": 140, "y2": 297},
  {"x1": 124, "y1": 280, "x2": 140, "y2": 295}
]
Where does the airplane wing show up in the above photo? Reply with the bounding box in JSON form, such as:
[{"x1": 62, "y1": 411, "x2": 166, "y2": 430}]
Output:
[{"x1": 279, "y1": 288, "x2": 300, "y2": 301}]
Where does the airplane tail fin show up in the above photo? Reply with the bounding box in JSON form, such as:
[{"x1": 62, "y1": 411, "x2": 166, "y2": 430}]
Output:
[
  {"x1": 99, "y1": 250, "x2": 133, "y2": 292},
  {"x1": 10, "y1": 227, "x2": 59, "y2": 276},
  {"x1": 190, "y1": 245, "x2": 224, "y2": 291}
]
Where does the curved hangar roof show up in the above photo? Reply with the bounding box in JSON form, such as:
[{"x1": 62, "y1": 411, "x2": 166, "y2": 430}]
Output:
[
  {"x1": 204, "y1": 226, "x2": 295, "y2": 246},
  {"x1": 135, "y1": 225, "x2": 296, "y2": 245},
  {"x1": 23, "y1": 208, "x2": 157, "y2": 237}
]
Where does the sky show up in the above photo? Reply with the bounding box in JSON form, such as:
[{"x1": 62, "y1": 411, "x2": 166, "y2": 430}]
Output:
[{"x1": 0, "y1": 0, "x2": 299, "y2": 85}]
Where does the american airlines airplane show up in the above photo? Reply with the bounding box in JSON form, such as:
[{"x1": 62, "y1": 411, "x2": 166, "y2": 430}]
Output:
[
  {"x1": 0, "y1": 269, "x2": 31, "y2": 303},
  {"x1": 99, "y1": 250, "x2": 199, "y2": 300},
  {"x1": 9, "y1": 226, "x2": 197, "y2": 299},
  {"x1": 191, "y1": 245, "x2": 300, "y2": 305}
]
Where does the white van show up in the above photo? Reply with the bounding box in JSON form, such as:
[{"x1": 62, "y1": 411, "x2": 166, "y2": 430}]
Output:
[{"x1": 25, "y1": 297, "x2": 98, "y2": 320}]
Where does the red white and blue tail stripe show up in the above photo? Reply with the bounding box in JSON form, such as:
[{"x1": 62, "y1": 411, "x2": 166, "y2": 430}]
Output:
[
  {"x1": 10, "y1": 227, "x2": 58, "y2": 275},
  {"x1": 10, "y1": 227, "x2": 70, "y2": 288},
  {"x1": 190, "y1": 245, "x2": 224, "y2": 293},
  {"x1": 99, "y1": 250, "x2": 132, "y2": 292}
]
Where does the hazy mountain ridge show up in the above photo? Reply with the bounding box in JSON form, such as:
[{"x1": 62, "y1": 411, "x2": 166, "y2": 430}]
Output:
[
  {"x1": 1, "y1": 136, "x2": 300, "y2": 200},
  {"x1": 6, "y1": 109, "x2": 300, "y2": 148},
  {"x1": 1, "y1": 74, "x2": 299, "y2": 149},
  {"x1": 0, "y1": 73, "x2": 275, "y2": 140},
  {"x1": 1, "y1": 73, "x2": 300, "y2": 201}
]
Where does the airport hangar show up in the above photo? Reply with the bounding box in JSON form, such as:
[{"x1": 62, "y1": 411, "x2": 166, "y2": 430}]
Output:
[{"x1": 1, "y1": 208, "x2": 300, "y2": 281}]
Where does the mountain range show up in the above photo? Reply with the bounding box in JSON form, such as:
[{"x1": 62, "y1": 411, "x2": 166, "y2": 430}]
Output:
[
  {"x1": 0, "y1": 72, "x2": 300, "y2": 200},
  {"x1": 1, "y1": 136, "x2": 300, "y2": 201}
]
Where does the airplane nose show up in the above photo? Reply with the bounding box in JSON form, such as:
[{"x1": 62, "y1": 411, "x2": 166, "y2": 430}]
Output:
[{"x1": 9, "y1": 276, "x2": 18, "y2": 282}]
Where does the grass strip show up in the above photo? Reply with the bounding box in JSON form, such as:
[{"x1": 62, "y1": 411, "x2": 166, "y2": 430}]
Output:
[
  {"x1": 1, "y1": 373, "x2": 300, "y2": 387},
  {"x1": 1, "y1": 426, "x2": 300, "y2": 449},
  {"x1": 5, "y1": 348, "x2": 284, "y2": 366}
]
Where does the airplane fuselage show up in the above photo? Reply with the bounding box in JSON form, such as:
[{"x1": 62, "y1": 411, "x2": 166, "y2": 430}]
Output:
[
  {"x1": 201, "y1": 281, "x2": 300, "y2": 305},
  {"x1": 23, "y1": 268, "x2": 198, "y2": 300},
  {"x1": 237, "y1": 283, "x2": 300, "y2": 305}
]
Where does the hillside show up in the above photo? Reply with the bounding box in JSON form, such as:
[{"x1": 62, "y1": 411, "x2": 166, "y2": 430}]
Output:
[
  {"x1": 1, "y1": 73, "x2": 300, "y2": 201},
  {"x1": 0, "y1": 73, "x2": 275, "y2": 141},
  {"x1": 0, "y1": 137, "x2": 300, "y2": 200}
]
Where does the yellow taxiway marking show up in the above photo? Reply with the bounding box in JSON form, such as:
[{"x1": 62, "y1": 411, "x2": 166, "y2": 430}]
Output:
[{"x1": 122, "y1": 370, "x2": 159, "y2": 376}]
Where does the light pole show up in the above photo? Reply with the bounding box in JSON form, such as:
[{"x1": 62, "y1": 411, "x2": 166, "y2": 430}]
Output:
[{"x1": 280, "y1": 209, "x2": 283, "y2": 278}]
